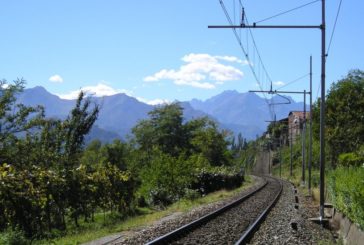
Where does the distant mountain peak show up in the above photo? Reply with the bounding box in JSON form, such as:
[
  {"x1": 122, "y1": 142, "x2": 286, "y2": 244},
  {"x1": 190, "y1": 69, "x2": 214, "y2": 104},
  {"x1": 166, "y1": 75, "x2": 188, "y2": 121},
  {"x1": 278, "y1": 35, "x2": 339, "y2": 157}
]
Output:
[
  {"x1": 28, "y1": 85, "x2": 48, "y2": 93},
  {"x1": 220, "y1": 89, "x2": 239, "y2": 95},
  {"x1": 17, "y1": 87, "x2": 305, "y2": 141}
]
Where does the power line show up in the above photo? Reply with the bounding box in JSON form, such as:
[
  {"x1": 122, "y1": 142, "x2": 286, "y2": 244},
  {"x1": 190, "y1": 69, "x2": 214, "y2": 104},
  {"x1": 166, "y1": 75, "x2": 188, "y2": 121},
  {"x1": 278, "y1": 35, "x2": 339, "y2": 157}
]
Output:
[
  {"x1": 211, "y1": 1, "x2": 328, "y2": 220},
  {"x1": 244, "y1": 14, "x2": 273, "y2": 86},
  {"x1": 316, "y1": 77, "x2": 321, "y2": 100},
  {"x1": 219, "y1": 0, "x2": 275, "y2": 119},
  {"x1": 277, "y1": 73, "x2": 310, "y2": 90},
  {"x1": 327, "y1": 0, "x2": 343, "y2": 58},
  {"x1": 255, "y1": 0, "x2": 320, "y2": 24},
  {"x1": 221, "y1": 0, "x2": 276, "y2": 119},
  {"x1": 244, "y1": 14, "x2": 276, "y2": 119}
]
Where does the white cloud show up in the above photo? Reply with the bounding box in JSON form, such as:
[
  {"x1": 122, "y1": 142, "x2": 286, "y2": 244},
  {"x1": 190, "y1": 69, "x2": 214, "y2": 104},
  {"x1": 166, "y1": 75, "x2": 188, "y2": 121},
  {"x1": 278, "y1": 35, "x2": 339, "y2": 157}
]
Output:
[
  {"x1": 215, "y1": 55, "x2": 250, "y2": 65},
  {"x1": 273, "y1": 81, "x2": 285, "y2": 86},
  {"x1": 49, "y1": 74, "x2": 63, "y2": 83},
  {"x1": 144, "y1": 53, "x2": 244, "y2": 89},
  {"x1": 174, "y1": 80, "x2": 215, "y2": 89},
  {"x1": 1, "y1": 83, "x2": 9, "y2": 89},
  {"x1": 136, "y1": 97, "x2": 171, "y2": 105},
  {"x1": 58, "y1": 83, "x2": 129, "y2": 100}
]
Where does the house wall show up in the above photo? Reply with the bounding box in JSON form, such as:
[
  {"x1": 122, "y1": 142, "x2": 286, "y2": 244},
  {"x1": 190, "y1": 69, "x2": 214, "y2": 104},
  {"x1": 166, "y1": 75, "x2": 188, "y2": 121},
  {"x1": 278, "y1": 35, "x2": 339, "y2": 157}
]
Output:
[{"x1": 288, "y1": 111, "x2": 310, "y2": 145}]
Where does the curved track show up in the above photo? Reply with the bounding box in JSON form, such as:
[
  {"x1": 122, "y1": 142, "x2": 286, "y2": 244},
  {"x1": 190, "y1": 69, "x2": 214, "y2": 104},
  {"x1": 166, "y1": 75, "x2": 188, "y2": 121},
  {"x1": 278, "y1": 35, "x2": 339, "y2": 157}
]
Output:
[{"x1": 146, "y1": 176, "x2": 282, "y2": 245}]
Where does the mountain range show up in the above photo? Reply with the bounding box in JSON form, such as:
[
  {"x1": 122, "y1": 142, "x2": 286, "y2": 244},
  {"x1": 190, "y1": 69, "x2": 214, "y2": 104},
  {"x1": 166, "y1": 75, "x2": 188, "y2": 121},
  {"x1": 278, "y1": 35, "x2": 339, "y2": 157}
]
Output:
[{"x1": 16, "y1": 86, "x2": 306, "y2": 142}]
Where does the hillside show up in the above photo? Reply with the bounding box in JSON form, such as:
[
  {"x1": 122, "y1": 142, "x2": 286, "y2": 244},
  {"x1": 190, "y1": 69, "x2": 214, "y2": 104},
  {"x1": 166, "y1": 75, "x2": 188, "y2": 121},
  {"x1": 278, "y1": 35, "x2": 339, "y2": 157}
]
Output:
[{"x1": 17, "y1": 87, "x2": 306, "y2": 141}]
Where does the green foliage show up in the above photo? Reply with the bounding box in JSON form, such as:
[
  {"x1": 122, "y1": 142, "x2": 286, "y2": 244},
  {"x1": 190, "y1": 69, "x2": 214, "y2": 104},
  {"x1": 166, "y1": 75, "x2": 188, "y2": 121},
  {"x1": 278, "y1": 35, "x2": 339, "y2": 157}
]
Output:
[
  {"x1": 138, "y1": 148, "x2": 197, "y2": 206},
  {"x1": 132, "y1": 103, "x2": 236, "y2": 206},
  {"x1": 189, "y1": 118, "x2": 233, "y2": 167},
  {"x1": 230, "y1": 132, "x2": 247, "y2": 154},
  {"x1": 0, "y1": 227, "x2": 29, "y2": 245},
  {"x1": 132, "y1": 104, "x2": 232, "y2": 167},
  {"x1": 328, "y1": 166, "x2": 364, "y2": 229},
  {"x1": 102, "y1": 139, "x2": 128, "y2": 170},
  {"x1": 63, "y1": 91, "x2": 99, "y2": 166},
  {"x1": 0, "y1": 163, "x2": 66, "y2": 237},
  {"x1": 0, "y1": 79, "x2": 44, "y2": 165},
  {"x1": 320, "y1": 70, "x2": 364, "y2": 165},
  {"x1": 191, "y1": 167, "x2": 244, "y2": 195},
  {"x1": 233, "y1": 139, "x2": 258, "y2": 174},
  {"x1": 338, "y1": 152, "x2": 364, "y2": 167},
  {"x1": 0, "y1": 81, "x2": 239, "y2": 242},
  {"x1": 183, "y1": 189, "x2": 201, "y2": 200},
  {"x1": 0, "y1": 81, "x2": 138, "y2": 239},
  {"x1": 133, "y1": 103, "x2": 186, "y2": 157}
]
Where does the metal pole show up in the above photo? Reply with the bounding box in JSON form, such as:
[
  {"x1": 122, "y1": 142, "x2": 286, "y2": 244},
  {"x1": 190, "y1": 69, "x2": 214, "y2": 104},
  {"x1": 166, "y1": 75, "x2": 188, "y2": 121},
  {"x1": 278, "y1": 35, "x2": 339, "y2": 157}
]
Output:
[
  {"x1": 268, "y1": 144, "x2": 271, "y2": 175},
  {"x1": 290, "y1": 125, "x2": 293, "y2": 176},
  {"x1": 209, "y1": 25, "x2": 321, "y2": 29},
  {"x1": 279, "y1": 138, "x2": 282, "y2": 178},
  {"x1": 309, "y1": 56, "x2": 313, "y2": 193},
  {"x1": 319, "y1": 0, "x2": 326, "y2": 220},
  {"x1": 302, "y1": 90, "x2": 306, "y2": 185},
  {"x1": 251, "y1": 90, "x2": 309, "y2": 94},
  {"x1": 209, "y1": 3, "x2": 326, "y2": 218}
]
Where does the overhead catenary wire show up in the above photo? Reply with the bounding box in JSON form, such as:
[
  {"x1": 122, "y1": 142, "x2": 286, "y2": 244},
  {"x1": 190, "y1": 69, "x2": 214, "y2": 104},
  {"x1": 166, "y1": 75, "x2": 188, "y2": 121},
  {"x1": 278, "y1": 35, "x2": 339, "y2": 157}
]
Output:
[
  {"x1": 236, "y1": 0, "x2": 321, "y2": 120},
  {"x1": 326, "y1": 0, "x2": 343, "y2": 58},
  {"x1": 254, "y1": 0, "x2": 321, "y2": 24},
  {"x1": 244, "y1": 13, "x2": 276, "y2": 119},
  {"x1": 244, "y1": 14, "x2": 274, "y2": 86},
  {"x1": 221, "y1": 0, "x2": 277, "y2": 119},
  {"x1": 237, "y1": 0, "x2": 273, "y2": 90},
  {"x1": 276, "y1": 73, "x2": 310, "y2": 90},
  {"x1": 233, "y1": 0, "x2": 236, "y2": 25},
  {"x1": 219, "y1": 0, "x2": 275, "y2": 119},
  {"x1": 316, "y1": 77, "x2": 321, "y2": 101},
  {"x1": 219, "y1": 0, "x2": 321, "y2": 121}
]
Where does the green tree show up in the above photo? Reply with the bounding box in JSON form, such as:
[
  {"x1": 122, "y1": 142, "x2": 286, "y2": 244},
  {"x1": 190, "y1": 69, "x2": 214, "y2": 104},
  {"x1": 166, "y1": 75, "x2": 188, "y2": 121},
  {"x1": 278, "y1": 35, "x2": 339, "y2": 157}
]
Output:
[
  {"x1": 80, "y1": 139, "x2": 105, "y2": 168},
  {"x1": 138, "y1": 148, "x2": 196, "y2": 206},
  {"x1": 133, "y1": 103, "x2": 186, "y2": 157},
  {"x1": 63, "y1": 91, "x2": 99, "y2": 167},
  {"x1": 0, "y1": 79, "x2": 43, "y2": 165},
  {"x1": 325, "y1": 70, "x2": 364, "y2": 165},
  {"x1": 132, "y1": 105, "x2": 234, "y2": 205},
  {"x1": 102, "y1": 139, "x2": 128, "y2": 171},
  {"x1": 188, "y1": 118, "x2": 232, "y2": 166}
]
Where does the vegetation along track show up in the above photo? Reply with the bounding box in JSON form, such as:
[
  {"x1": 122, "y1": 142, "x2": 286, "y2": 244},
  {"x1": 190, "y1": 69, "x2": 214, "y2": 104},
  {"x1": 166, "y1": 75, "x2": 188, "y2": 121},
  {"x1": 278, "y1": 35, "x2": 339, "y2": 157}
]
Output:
[{"x1": 146, "y1": 176, "x2": 282, "y2": 244}]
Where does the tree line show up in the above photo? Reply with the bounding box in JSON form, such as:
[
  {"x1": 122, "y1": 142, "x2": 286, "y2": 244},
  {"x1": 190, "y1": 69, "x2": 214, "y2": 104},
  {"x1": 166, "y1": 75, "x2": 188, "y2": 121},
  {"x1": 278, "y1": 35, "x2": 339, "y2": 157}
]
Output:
[{"x1": 0, "y1": 79, "x2": 247, "y2": 241}]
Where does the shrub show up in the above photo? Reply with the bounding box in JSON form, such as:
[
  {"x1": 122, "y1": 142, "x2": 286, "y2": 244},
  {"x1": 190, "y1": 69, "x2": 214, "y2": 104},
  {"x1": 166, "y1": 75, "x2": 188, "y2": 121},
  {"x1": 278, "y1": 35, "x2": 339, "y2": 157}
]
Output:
[
  {"x1": 0, "y1": 227, "x2": 29, "y2": 245},
  {"x1": 338, "y1": 152, "x2": 364, "y2": 167},
  {"x1": 328, "y1": 166, "x2": 364, "y2": 229},
  {"x1": 139, "y1": 150, "x2": 196, "y2": 206},
  {"x1": 183, "y1": 188, "x2": 201, "y2": 200},
  {"x1": 191, "y1": 167, "x2": 244, "y2": 195}
]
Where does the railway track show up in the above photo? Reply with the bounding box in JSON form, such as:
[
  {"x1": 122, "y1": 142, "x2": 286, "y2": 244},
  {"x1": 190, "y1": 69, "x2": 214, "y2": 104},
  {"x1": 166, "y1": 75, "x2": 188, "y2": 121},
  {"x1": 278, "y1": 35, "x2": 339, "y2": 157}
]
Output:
[{"x1": 145, "y1": 176, "x2": 282, "y2": 244}]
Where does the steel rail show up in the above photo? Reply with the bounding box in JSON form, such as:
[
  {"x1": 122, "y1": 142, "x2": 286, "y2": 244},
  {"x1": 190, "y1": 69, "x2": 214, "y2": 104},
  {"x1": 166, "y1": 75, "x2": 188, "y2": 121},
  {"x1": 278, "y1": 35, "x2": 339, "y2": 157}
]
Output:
[
  {"x1": 235, "y1": 177, "x2": 283, "y2": 244},
  {"x1": 145, "y1": 178, "x2": 269, "y2": 245}
]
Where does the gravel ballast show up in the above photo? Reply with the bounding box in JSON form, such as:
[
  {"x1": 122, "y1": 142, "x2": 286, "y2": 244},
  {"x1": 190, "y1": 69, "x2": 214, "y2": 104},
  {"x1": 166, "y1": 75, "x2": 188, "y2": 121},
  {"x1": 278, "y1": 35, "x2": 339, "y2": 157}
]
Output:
[
  {"x1": 247, "y1": 180, "x2": 334, "y2": 244},
  {"x1": 109, "y1": 176, "x2": 265, "y2": 244},
  {"x1": 170, "y1": 177, "x2": 281, "y2": 244},
  {"x1": 88, "y1": 176, "x2": 334, "y2": 245}
]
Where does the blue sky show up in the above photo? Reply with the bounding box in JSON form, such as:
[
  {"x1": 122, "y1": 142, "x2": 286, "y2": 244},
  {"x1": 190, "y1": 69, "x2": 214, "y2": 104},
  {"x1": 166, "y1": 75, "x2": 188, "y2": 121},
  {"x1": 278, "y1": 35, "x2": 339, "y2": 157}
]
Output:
[{"x1": 1, "y1": 0, "x2": 363, "y2": 104}]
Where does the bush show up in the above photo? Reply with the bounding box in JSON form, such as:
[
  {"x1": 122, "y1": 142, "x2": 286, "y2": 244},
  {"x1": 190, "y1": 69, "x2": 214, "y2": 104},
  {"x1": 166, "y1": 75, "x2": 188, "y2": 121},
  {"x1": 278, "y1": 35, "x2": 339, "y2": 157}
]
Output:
[
  {"x1": 183, "y1": 189, "x2": 201, "y2": 200},
  {"x1": 191, "y1": 167, "x2": 244, "y2": 195},
  {"x1": 338, "y1": 152, "x2": 364, "y2": 167},
  {"x1": 148, "y1": 187, "x2": 179, "y2": 207},
  {"x1": 139, "y1": 150, "x2": 196, "y2": 206},
  {"x1": 328, "y1": 166, "x2": 364, "y2": 229},
  {"x1": 0, "y1": 228, "x2": 29, "y2": 245}
]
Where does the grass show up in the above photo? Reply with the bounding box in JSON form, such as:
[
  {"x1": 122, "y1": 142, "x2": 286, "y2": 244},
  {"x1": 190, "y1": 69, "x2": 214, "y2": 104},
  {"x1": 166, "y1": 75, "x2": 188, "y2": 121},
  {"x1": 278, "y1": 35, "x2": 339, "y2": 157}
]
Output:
[
  {"x1": 271, "y1": 160, "x2": 323, "y2": 205},
  {"x1": 35, "y1": 176, "x2": 253, "y2": 245}
]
